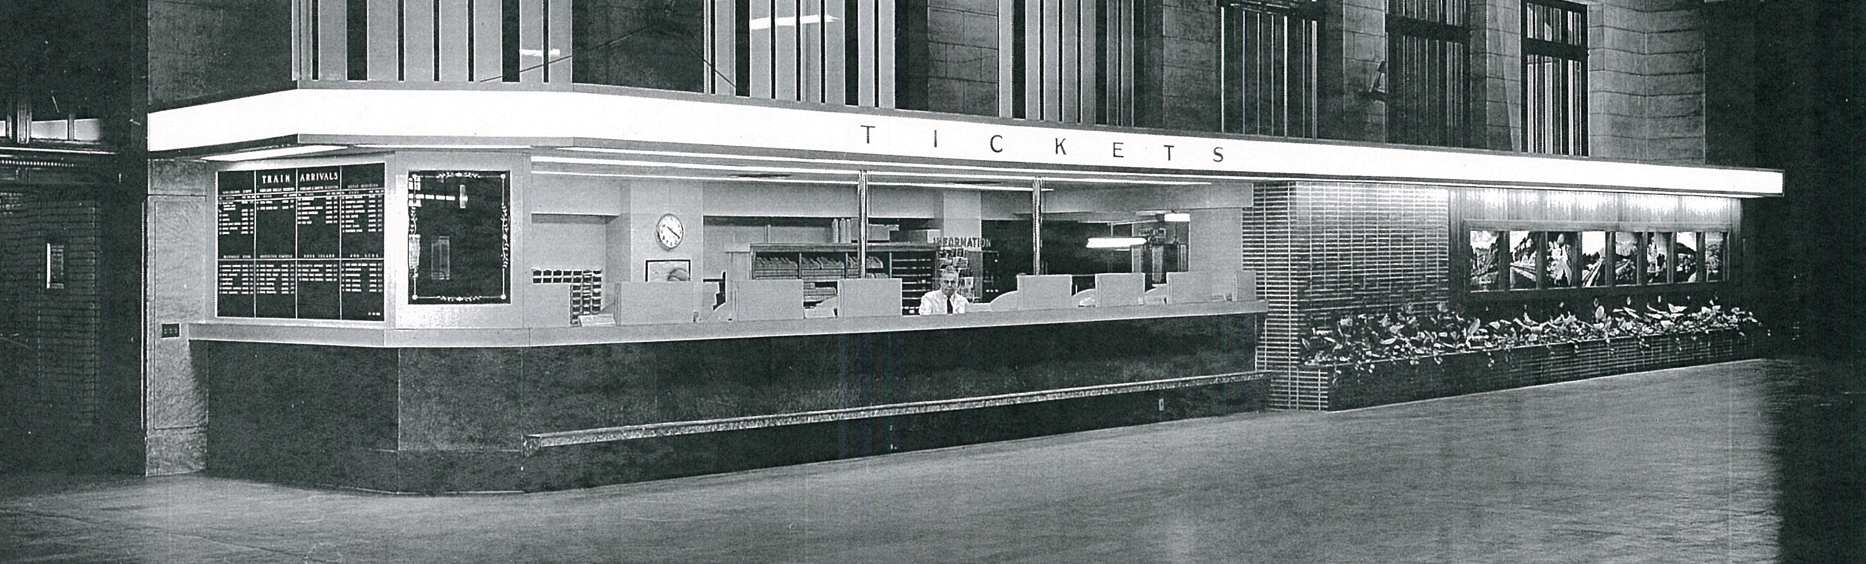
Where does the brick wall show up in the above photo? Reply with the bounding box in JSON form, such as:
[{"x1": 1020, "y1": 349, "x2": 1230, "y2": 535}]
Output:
[
  {"x1": 1243, "y1": 184, "x2": 1300, "y2": 372},
  {"x1": 0, "y1": 192, "x2": 104, "y2": 466},
  {"x1": 1243, "y1": 182, "x2": 1452, "y2": 409}
]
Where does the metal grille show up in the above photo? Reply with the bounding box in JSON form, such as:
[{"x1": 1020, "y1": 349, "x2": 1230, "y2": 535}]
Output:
[
  {"x1": 702, "y1": 0, "x2": 897, "y2": 108},
  {"x1": 1390, "y1": 0, "x2": 1466, "y2": 26},
  {"x1": 1001, "y1": 0, "x2": 1136, "y2": 125},
  {"x1": 1221, "y1": 1, "x2": 1319, "y2": 138}
]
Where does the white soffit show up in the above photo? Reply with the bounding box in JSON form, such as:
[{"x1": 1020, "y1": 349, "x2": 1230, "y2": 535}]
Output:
[{"x1": 149, "y1": 88, "x2": 1783, "y2": 197}]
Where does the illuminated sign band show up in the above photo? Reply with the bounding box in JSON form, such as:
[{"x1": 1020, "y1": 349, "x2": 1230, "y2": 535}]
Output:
[{"x1": 149, "y1": 87, "x2": 1784, "y2": 197}]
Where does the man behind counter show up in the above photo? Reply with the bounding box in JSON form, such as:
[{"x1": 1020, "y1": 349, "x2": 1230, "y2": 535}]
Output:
[{"x1": 918, "y1": 268, "x2": 969, "y2": 315}]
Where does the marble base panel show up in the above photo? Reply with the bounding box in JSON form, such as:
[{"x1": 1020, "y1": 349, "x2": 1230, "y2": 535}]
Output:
[
  {"x1": 519, "y1": 378, "x2": 1270, "y2": 491},
  {"x1": 144, "y1": 426, "x2": 206, "y2": 476},
  {"x1": 197, "y1": 313, "x2": 1263, "y2": 492}
]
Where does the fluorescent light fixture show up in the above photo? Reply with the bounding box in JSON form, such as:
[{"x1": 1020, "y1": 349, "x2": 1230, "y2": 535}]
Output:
[
  {"x1": 202, "y1": 145, "x2": 345, "y2": 162},
  {"x1": 535, "y1": 170, "x2": 852, "y2": 185},
  {"x1": 1162, "y1": 212, "x2": 1192, "y2": 223},
  {"x1": 356, "y1": 144, "x2": 531, "y2": 150},
  {"x1": 557, "y1": 147, "x2": 1223, "y2": 185},
  {"x1": 533, "y1": 155, "x2": 853, "y2": 177},
  {"x1": 0, "y1": 146, "x2": 115, "y2": 156},
  {"x1": 868, "y1": 182, "x2": 1055, "y2": 192},
  {"x1": 749, "y1": 14, "x2": 839, "y2": 30},
  {"x1": 533, "y1": 170, "x2": 1052, "y2": 192},
  {"x1": 1086, "y1": 237, "x2": 1147, "y2": 249}
]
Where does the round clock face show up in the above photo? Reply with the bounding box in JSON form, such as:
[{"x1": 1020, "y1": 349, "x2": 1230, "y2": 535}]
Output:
[{"x1": 655, "y1": 213, "x2": 683, "y2": 250}]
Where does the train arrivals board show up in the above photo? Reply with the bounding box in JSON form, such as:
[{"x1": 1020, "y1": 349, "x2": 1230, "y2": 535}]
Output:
[{"x1": 216, "y1": 164, "x2": 385, "y2": 320}]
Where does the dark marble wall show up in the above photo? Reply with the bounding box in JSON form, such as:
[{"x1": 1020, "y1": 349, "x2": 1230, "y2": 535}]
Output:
[
  {"x1": 572, "y1": 0, "x2": 705, "y2": 92},
  {"x1": 149, "y1": 0, "x2": 292, "y2": 109},
  {"x1": 897, "y1": 0, "x2": 1001, "y2": 116},
  {"x1": 399, "y1": 348, "x2": 524, "y2": 451},
  {"x1": 197, "y1": 313, "x2": 1259, "y2": 491},
  {"x1": 198, "y1": 342, "x2": 398, "y2": 487},
  {"x1": 512, "y1": 314, "x2": 1257, "y2": 433},
  {"x1": 1137, "y1": 0, "x2": 1222, "y2": 132},
  {"x1": 522, "y1": 378, "x2": 1268, "y2": 490}
]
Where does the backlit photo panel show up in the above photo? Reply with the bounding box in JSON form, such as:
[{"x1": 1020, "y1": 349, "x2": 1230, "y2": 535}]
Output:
[
  {"x1": 1545, "y1": 231, "x2": 1578, "y2": 288},
  {"x1": 1468, "y1": 230, "x2": 1503, "y2": 291},
  {"x1": 1704, "y1": 232, "x2": 1726, "y2": 281},
  {"x1": 1644, "y1": 232, "x2": 1671, "y2": 284},
  {"x1": 1580, "y1": 231, "x2": 1607, "y2": 287},
  {"x1": 1613, "y1": 231, "x2": 1640, "y2": 285},
  {"x1": 1509, "y1": 230, "x2": 1538, "y2": 289},
  {"x1": 1674, "y1": 232, "x2": 1700, "y2": 283}
]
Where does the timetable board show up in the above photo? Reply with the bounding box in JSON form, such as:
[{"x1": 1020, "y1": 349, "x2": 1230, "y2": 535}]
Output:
[
  {"x1": 216, "y1": 164, "x2": 385, "y2": 320},
  {"x1": 407, "y1": 170, "x2": 510, "y2": 305}
]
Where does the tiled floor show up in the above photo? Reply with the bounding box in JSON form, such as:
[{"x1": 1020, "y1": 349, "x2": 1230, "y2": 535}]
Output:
[{"x1": 1, "y1": 359, "x2": 1854, "y2": 563}]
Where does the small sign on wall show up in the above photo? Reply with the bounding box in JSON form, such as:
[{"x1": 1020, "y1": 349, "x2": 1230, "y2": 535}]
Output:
[
  {"x1": 646, "y1": 259, "x2": 691, "y2": 282},
  {"x1": 44, "y1": 241, "x2": 65, "y2": 290}
]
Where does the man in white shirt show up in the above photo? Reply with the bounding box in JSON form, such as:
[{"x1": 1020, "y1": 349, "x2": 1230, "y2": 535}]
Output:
[{"x1": 918, "y1": 268, "x2": 969, "y2": 315}]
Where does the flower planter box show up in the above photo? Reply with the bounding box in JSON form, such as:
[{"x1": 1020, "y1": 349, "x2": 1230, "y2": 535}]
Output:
[{"x1": 1276, "y1": 331, "x2": 1761, "y2": 411}]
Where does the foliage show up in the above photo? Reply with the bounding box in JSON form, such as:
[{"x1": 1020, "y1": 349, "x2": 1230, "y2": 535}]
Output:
[{"x1": 1298, "y1": 301, "x2": 1761, "y2": 367}]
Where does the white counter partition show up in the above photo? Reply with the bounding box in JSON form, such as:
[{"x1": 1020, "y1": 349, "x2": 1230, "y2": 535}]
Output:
[
  {"x1": 611, "y1": 281, "x2": 704, "y2": 325},
  {"x1": 838, "y1": 278, "x2": 904, "y2": 318},
  {"x1": 1093, "y1": 273, "x2": 1146, "y2": 307},
  {"x1": 1167, "y1": 271, "x2": 1216, "y2": 304},
  {"x1": 1208, "y1": 270, "x2": 1240, "y2": 302},
  {"x1": 1014, "y1": 275, "x2": 1076, "y2": 310},
  {"x1": 1234, "y1": 270, "x2": 1257, "y2": 301},
  {"x1": 735, "y1": 279, "x2": 807, "y2": 321},
  {"x1": 525, "y1": 284, "x2": 575, "y2": 327}
]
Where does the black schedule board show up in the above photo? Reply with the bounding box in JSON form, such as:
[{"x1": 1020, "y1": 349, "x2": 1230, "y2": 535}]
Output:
[
  {"x1": 217, "y1": 164, "x2": 385, "y2": 320},
  {"x1": 408, "y1": 171, "x2": 510, "y2": 304}
]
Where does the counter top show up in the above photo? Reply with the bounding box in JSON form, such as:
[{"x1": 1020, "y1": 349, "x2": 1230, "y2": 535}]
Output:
[{"x1": 189, "y1": 300, "x2": 1268, "y2": 348}]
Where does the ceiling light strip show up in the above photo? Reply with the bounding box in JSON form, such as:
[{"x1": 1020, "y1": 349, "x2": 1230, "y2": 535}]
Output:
[
  {"x1": 533, "y1": 155, "x2": 857, "y2": 176},
  {"x1": 201, "y1": 145, "x2": 347, "y2": 162},
  {"x1": 532, "y1": 170, "x2": 1054, "y2": 191},
  {"x1": 556, "y1": 146, "x2": 1243, "y2": 183}
]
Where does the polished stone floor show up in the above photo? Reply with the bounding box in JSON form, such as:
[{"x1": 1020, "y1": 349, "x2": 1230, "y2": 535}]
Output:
[{"x1": 2, "y1": 358, "x2": 1860, "y2": 563}]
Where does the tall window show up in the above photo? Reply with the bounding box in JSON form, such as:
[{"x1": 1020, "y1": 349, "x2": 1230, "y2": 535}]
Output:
[
  {"x1": 1001, "y1": 0, "x2": 1138, "y2": 125},
  {"x1": 1523, "y1": 0, "x2": 1587, "y2": 155},
  {"x1": 1387, "y1": 0, "x2": 1470, "y2": 147},
  {"x1": 1221, "y1": 0, "x2": 1320, "y2": 137}
]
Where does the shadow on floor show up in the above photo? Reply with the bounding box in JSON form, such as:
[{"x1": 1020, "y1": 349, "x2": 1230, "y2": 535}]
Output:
[{"x1": 1767, "y1": 356, "x2": 1866, "y2": 563}]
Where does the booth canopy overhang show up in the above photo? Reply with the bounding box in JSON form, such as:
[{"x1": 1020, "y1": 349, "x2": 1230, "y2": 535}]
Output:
[{"x1": 149, "y1": 85, "x2": 1784, "y2": 198}]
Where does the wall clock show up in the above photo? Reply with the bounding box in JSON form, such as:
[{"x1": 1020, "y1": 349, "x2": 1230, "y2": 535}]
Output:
[{"x1": 656, "y1": 213, "x2": 684, "y2": 250}]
